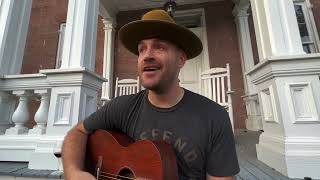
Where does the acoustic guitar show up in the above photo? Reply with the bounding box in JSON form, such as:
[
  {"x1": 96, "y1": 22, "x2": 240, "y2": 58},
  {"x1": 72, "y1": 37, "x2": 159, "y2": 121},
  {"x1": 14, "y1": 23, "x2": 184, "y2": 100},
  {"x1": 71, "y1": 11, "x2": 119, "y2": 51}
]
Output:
[{"x1": 85, "y1": 129, "x2": 179, "y2": 180}]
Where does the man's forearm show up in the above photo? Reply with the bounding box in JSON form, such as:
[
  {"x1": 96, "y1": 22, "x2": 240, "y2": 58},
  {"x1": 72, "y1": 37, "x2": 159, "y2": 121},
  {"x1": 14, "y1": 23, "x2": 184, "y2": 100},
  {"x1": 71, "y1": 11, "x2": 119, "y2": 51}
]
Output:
[{"x1": 62, "y1": 124, "x2": 89, "y2": 179}]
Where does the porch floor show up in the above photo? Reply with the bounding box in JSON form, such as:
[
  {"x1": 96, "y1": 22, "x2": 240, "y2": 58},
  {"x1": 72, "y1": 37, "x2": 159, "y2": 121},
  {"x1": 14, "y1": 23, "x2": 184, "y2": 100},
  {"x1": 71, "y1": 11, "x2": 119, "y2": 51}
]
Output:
[{"x1": 0, "y1": 130, "x2": 313, "y2": 180}]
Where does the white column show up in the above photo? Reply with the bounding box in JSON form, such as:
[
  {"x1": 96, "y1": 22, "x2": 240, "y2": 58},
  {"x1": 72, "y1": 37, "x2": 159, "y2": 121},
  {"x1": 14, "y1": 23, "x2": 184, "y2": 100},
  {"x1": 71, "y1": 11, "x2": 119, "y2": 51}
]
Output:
[
  {"x1": 0, "y1": 0, "x2": 32, "y2": 135},
  {"x1": 5, "y1": 90, "x2": 32, "y2": 135},
  {"x1": 0, "y1": 0, "x2": 33, "y2": 75},
  {"x1": 233, "y1": 3, "x2": 256, "y2": 94},
  {"x1": 101, "y1": 19, "x2": 116, "y2": 101},
  {"x1": 249, "y1": 0, "x2": 320, "y2": 178},
  {"x1": 60, "y1": 0, "x2": 99, "y2": 70},
  {"x1": 250, "y1": 0, "x2": 305, "y2": 60},
  {"x1": 29, "y1": 0, "x2": 105, "y2": 170},
  {"x1": 233, "y1": 2, "x2": 262, "y2": 131},
  {"x1": 29, "y1": 89, "x2": 50, "y2": 135}
]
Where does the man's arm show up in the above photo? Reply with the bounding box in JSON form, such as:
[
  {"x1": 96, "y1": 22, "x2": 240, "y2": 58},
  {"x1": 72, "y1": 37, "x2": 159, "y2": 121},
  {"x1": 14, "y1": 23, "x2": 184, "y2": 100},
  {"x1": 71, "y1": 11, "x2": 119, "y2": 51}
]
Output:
[
  {"x1": 207, "y1": 175, "x2": 236, "y2": 180},
  {"x1": 62, "y1": 122, "x2": 95, "y2": 180}
]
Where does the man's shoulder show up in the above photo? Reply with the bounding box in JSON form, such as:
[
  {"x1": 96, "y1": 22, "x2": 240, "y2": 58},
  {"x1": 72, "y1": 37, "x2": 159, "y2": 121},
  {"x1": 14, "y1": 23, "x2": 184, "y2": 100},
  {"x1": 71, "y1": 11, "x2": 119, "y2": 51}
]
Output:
[
  {"x1": 185, "y1": 89, "x2": 226, "y2": 112},
  {"x1": 108, "y1": 90, "x2": 147, "y2": 107}
]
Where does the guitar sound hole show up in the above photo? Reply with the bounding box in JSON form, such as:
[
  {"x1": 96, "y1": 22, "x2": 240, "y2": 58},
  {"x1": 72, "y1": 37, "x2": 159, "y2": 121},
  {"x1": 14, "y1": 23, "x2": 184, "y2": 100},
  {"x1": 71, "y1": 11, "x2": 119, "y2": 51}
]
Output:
[{"x1": 118, "y1": 168, "x2": 135, "y2": 180}]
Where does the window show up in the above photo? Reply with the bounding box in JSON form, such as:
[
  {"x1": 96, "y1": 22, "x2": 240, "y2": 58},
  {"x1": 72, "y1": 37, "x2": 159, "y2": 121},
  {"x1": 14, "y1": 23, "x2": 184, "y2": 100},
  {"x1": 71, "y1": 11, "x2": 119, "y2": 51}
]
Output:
[
  {"x1": 56, "y1": 23, "x2": 66, "y2": 69},
  {"x1": 293, "y1": 0, "x2": 320, "y2": 53}
]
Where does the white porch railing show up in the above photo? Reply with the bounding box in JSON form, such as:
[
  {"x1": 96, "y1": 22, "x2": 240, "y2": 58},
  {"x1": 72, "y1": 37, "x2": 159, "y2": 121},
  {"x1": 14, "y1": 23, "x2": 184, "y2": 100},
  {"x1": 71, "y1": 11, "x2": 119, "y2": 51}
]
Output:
[
  {"x1": 0, "y1": 69, "x2": 105, "y2": 170},
  {"x1": 0, "y1": 74, "x2": 52, "y2": 161}
]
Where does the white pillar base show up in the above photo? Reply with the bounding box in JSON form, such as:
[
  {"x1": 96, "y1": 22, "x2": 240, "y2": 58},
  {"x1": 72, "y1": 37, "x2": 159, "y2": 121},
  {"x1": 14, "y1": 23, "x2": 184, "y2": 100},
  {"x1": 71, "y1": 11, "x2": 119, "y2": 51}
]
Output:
[
  {"x1": 248, "y1": 56, "x2": 320, "y2": 179},
  {"x1": 0, "y1": 125, "x2": 11, "y2": 135},
  {"x1": 28, "y1": 137, "x2": 63, "y2": 170},
  {"x1": 28, "y1": 126, "x2": 46, "y2": 135},
  {"x1": 0, "y1": 135, "x2": 39, "y2": 161},
  {"x1": 243, "y1": 94, "x2": 262, "y2": 131},
  {"x1": 5, "y1": 126, "x2": 28, "y2": 135},
  {"x1": 257, "y1": 134, "x2": 320, "y2": 179},
  {"x1": 245, "y1": 116, "x2": 263, "y2": 131}
]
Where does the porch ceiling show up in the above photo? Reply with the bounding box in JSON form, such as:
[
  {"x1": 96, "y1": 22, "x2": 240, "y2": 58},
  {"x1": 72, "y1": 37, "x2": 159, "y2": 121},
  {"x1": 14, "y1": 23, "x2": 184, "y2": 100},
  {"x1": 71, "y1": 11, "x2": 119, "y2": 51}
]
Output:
[{"x1": 101, "y1": 0, "x2": 224, "y2": 13}]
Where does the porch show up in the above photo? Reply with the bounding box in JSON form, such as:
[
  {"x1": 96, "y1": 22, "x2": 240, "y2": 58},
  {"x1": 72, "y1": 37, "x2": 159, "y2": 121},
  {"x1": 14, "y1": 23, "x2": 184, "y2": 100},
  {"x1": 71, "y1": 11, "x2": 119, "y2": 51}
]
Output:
[
  {"x1": 0, "y1": 0, "x2": 319, "y2": 179},
  {"x1": 0, "y1": 130, "x2": 307, "y2": 180}
]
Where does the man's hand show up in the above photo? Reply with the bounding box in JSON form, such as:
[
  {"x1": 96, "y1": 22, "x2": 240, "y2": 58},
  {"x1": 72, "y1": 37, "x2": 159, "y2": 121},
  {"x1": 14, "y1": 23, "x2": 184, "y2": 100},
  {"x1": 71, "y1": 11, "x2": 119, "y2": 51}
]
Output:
[{"x1": 68, "y1": 171, "x2": 96, "y2": 180}]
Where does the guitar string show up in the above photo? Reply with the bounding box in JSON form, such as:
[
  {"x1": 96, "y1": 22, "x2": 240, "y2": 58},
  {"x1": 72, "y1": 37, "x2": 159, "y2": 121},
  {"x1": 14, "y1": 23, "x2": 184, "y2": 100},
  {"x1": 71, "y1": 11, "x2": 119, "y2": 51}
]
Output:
[
  {"x1": 97, "y1": 171, "x2": 136, "y2": 180},
  {"x1": 97, "y1": 174, "x2": 122, "y2": 180},
  {"x1": 98, "y1": 174, "x2": 141, "y2": 180}
]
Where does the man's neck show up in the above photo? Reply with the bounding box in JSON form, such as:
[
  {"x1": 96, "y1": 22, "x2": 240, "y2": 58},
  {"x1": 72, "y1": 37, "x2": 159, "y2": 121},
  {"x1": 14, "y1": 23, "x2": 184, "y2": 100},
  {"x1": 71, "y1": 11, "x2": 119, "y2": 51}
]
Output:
[{"x1": 148, "y1": 85, "x2": 185, "y2": 108}]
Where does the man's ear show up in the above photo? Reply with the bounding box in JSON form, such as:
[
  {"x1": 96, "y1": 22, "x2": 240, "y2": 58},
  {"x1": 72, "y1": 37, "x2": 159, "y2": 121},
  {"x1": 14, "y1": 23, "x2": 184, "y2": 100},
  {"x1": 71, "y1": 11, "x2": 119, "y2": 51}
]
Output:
[{"x1": 178, "y1": 50, "x2": 187, "y2": 68}]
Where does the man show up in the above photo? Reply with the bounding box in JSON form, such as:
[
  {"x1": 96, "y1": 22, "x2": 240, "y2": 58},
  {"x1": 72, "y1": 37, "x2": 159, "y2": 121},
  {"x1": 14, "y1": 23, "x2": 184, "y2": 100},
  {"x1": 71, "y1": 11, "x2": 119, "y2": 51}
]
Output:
[{"x1": 62, "y1": 9, "x2": 239, "y2": 180}]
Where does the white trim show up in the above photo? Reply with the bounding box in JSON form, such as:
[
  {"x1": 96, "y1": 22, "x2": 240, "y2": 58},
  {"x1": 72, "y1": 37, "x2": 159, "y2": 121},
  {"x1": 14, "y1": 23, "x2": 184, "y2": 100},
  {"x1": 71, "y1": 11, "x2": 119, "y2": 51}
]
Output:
[
  {"x1": 285, "y1": 82, "x2": 319, "y2": 123},
  {"x1": 174, "y1": 8, "x2": 210, "y2": 70},
  {"x1": 55, "y1": 23, "x2": 66, "y2": 69},
  {"x1": 293, "y1": 0, "x2": 320, "y2": 53},
  {"x1": 101, "y1": 19, "x2": 116, "y2": 100}
]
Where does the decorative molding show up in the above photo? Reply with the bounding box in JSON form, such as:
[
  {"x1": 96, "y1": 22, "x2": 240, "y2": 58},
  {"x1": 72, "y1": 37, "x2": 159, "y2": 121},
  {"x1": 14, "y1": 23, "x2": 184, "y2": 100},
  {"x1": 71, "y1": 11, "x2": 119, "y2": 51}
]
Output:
[
  {"x1": 247, "y1": 56, "x2": 320, "y2": 85},
  {"x1": 54, "y1": 92, "x2": 74, "y2": 126},
  {"x1": 252, "y1": 67, "x2": 320, "y2": 85},
  {"x1": 260, "y1": 86, "x2": 279, "y2": 123},
  {"x1": 0, "y1": 74, "x2": 48, "y2": 91},
  {"x1": 232, "y1": 0, "x2": 250, "y2": 18},
  {"x1": 286, "y1": 82, "x2": 319, "y2": 124},
  {"x1": 84, "y1": 94, "x2": 95, "y2": 118},
  {"x1": 40, "y1": 68, "x2": 106, "y2": 91},
  {"x1": 102, "y1": 19, "x2": 115, "y2": 30}
]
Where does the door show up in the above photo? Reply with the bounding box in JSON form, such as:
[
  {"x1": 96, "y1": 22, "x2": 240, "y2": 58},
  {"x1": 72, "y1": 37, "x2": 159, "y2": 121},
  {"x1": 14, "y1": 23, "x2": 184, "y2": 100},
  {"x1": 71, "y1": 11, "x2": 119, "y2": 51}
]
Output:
[{"x1": 179, "y1": 27, "x2": 204, "y2": 94}]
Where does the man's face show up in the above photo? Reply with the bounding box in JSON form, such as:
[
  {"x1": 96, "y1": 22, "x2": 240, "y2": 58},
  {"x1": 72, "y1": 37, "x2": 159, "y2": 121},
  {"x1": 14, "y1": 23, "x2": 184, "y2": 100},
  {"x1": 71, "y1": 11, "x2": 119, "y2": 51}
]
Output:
[{"x1": 137, "y1": 39, "x2": 186, "y2": 92}]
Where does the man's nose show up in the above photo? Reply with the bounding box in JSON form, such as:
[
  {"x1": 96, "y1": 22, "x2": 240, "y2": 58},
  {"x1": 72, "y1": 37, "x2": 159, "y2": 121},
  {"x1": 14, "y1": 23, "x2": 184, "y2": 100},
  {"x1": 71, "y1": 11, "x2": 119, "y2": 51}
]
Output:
[{"x1": 142, "y1": 47, "x2": 156, "y2": 61}]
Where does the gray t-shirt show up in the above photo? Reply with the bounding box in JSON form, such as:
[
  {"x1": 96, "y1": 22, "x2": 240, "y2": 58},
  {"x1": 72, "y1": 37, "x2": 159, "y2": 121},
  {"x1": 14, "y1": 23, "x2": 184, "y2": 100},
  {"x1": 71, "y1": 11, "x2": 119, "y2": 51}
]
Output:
[{"x1": 83, "y1": 89, "x2": 239, "y2": 179}]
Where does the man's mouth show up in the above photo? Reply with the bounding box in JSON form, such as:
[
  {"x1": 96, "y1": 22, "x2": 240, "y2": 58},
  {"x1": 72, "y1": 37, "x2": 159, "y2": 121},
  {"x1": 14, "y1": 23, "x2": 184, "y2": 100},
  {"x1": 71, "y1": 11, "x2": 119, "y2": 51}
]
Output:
[{"x1": 143, "y1": 66, "x2": 160, "y2": 72}]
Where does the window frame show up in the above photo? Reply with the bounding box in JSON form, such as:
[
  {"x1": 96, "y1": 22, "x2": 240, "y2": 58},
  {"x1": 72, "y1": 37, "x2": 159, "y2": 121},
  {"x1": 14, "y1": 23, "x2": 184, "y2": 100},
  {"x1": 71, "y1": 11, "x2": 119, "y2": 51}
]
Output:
[
  {"x1": 55, "y1": 23, "x2": 66, "y2": 69},
  {"x1": 293, "y1": 0, "x2": 320, "y2": 53}
]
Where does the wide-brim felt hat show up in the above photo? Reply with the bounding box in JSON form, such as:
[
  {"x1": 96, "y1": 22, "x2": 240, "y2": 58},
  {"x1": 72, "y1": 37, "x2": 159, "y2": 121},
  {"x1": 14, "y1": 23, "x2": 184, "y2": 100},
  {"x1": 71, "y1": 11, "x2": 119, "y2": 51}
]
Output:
[{"x1": 119, "y1": 9, "x2": 203, "y2": 60}]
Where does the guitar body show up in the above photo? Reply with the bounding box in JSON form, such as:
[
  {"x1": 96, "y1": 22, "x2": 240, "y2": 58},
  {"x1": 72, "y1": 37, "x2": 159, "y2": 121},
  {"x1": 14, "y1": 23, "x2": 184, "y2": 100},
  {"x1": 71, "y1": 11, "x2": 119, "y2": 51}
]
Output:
[{"x1": 86, "y1": 130, "x2": 179, "y2": 180}]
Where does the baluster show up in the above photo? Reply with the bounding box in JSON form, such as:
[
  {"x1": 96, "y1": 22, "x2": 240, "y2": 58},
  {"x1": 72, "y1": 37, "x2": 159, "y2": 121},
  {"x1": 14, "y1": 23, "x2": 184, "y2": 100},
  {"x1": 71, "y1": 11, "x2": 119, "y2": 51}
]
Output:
[
  {"x1": 6, "y1": 90, "x2": 32, "y2": 135},
  {"x1": 0, "y1": 91, "x2": 16, "y2": 134},
  {"x1": 217, "y1": 76, "x2": 221, "y2": 104},
  {"x1": 212, "y1": 77, "x2": 216, "y2": 102},
  {"x1": 208, "y1": 77, "x2": 213, "y2": 100},
  {"x1": 29, "y1": 89, "x2": 50, "y2": 135},
  {"x1": 221, "y1": 76, "x2": 226, "y2": 103}
]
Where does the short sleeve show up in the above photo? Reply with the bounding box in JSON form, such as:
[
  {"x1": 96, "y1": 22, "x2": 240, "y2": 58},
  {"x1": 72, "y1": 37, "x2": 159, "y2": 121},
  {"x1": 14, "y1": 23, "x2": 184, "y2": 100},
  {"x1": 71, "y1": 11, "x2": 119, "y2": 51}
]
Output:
[
  {"x1": 206, "y1": 110, "x2": 240, "y2": 177},
  {"x1": 83, "y1": 96, "x2": 130, "y2": 133}
]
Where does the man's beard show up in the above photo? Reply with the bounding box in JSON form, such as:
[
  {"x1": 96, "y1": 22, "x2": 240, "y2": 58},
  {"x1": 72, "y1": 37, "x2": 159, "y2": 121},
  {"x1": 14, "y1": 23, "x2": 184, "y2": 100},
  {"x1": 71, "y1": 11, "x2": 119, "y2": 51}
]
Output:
[{"x1": 140, "y1": 71, "x2": 178, "y2": 94}]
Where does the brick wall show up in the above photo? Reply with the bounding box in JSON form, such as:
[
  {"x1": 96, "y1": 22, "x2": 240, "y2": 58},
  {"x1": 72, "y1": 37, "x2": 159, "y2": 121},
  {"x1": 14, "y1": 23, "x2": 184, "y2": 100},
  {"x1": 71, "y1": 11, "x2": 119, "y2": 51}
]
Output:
[
  {"x1": 20, "y1": 0, "x2": 104, "y2": 126},
  {"x1": 21, "y1": 0, "x2": 68, "y2": 74},
  {"x1": 22, "y1": 0, "x2": 104, "y2": 76}
]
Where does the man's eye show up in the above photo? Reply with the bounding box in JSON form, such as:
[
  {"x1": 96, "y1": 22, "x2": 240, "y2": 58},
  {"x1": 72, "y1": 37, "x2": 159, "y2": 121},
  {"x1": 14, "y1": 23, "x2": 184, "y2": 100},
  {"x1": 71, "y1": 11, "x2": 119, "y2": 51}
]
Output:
[
  {"x1": 155, "y1": 45, "x2": 165, "y2": 51},
  {"x1": 138, "y1": 47, "x2": 145, "y2": 53}
]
